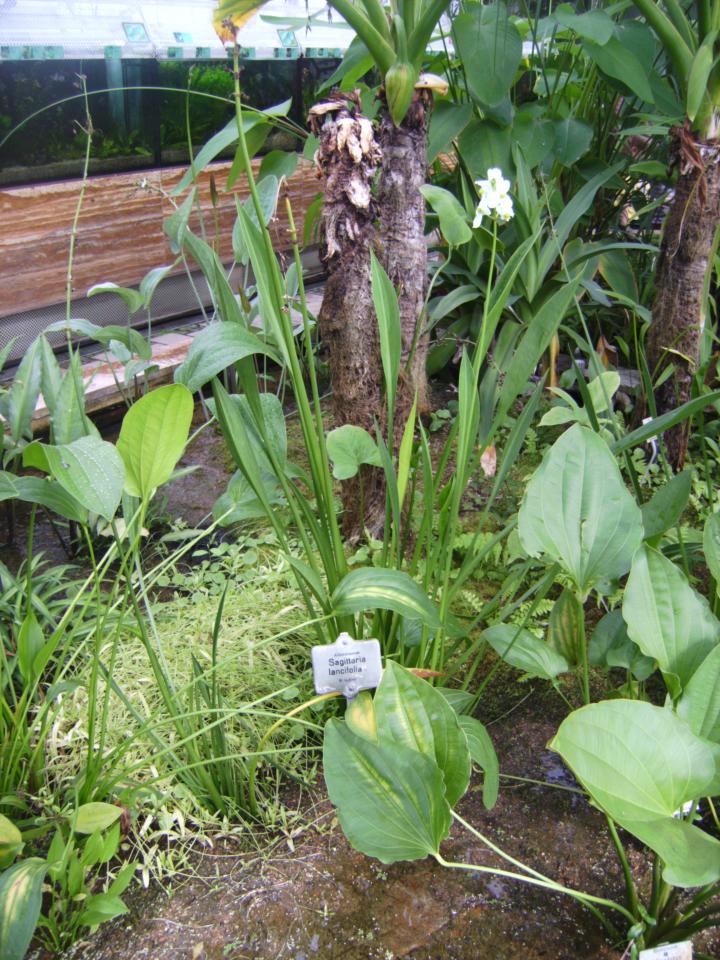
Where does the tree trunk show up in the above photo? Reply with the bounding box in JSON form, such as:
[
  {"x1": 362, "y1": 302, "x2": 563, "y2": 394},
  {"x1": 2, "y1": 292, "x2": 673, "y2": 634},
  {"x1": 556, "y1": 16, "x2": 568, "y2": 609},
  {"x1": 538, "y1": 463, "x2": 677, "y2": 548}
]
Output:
[
  {"x1": 312, "y1": 101, "x2": 386, "y2": 537},
  {"x1": 645, "y1": 131, "x2": 720, "y2": 469},
  {"x1": 377, "y1": 92, "x2": 431, "y2": 425}
]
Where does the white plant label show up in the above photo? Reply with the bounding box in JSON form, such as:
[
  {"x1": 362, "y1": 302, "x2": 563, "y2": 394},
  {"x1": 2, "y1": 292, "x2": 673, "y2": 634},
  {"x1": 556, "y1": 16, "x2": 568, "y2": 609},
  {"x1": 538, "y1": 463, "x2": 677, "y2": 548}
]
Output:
[
  {"x1": 639, "y1": 942, "x2": 692, "y2": 960},
  {"x1": 311, "y1": 632, "x2": 382, "y2": 699}
]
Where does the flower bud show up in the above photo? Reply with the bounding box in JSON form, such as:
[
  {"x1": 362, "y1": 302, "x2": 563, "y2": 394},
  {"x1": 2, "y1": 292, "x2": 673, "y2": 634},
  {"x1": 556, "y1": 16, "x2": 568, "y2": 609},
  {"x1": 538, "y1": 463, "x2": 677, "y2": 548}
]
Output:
[{"x1": 385, "y1": 60, "x2": 417, "y2": 127}]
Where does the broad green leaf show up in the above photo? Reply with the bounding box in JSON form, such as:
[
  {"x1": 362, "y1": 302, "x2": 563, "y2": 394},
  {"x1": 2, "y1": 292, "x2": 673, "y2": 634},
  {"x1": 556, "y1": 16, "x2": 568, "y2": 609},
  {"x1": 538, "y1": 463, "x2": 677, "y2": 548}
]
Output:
[
  {"x1": 458, "y1": 715, "x2": 499, "y2": 809},
  {"x1": 428, "y1": 101, "x2": 473, "y2": 163},
  {"x1": 484, "y1": 623, "x2": 569, "y2": 679},
  {"x1": 323, "y1": 719, "x2": 451, "y2": 863},
  {"x1": 641, "y1": 470, "x2": 692, "y2": 543},
  {"x1": 51, "y1": 352, "x2": 98, "y2": 445},
  {"x1": 518, "y1": 425, "x2": 643, "y2": 595},
  {"x1": 588, "y1": 609, "x2": 655, "y2": 682},
  {"x1": 117, "y1": 384, "x2": 193, "y2": 500},
  {"x1": 139, "y1": 262, "x2": 177, "y2": 309},
  {"x1": 583, "y1": 37, "x2": 654, "y2": 103},
  {"x1": 44, "y1": 318, "x2": 151, "y2": 361},
  {"x1": 0, "y1": 472, "x2": 18, "y2": 502},
  {"x1": 0, "y1": 858, "x2": 47, "y2": 960},
  {"x1": 371, "y1": 251, "x2": 401, "y2": 420},
  {"x1": 16, "y1": 610, "x2": 45, "y2": 683},
  {"x1": 704, "y1": 512, "x2": 720, "y2": 591},
  {"x1": 73, "y1": 802, "x2": 122, "y2": 835},
  {"x1": 629, "y1": 816, "x2": 720, "y2": 888},
  {"x1": 326, "y1": 425, "x2": 382, "y2": 480},
  {"x1": 174, "y1": 323, "x2": 278, "y2": 394},
  {"x1": 232, "y1": 175, "x2": 281, "y2": 266},
  {"x1": 458, "y1": 119, "x2": 512, "y2": 181},
  {"x1": 437, "y1": 687, "x2": 474, "y2": 715},
  {"x1": 213, "y1": 468, "x2": 283, "y2": 525},
  {"x1": 374, "y1": 662, "x2": 471, "y2": 806},
  {"x1": 87, "y1": 282, "x2": 144, "y2": 315},
  {"x1": 208, "y1": 391, "x2": 287, "y2": 475},
  {"x1": 345, "y1": 690, "x2": 378, "y2": 743},
  {"x1": 12, "y1": 476, "x2": 87, "y2": 524},
  {"x1": 586, "y1": 371, "x2": 620, "y2": 416},
  {"x1": 23, "y1": 435, "x2": 124, "y2": 521},
  {"x1": 554, "y1": 8, "x2": 614, "y2": 44},
  {"x1": 512, "y1": 112, "x2": 555, "y2": 169},
  {"x1": 551, "y1": 700, "x2": 720, "y2": 888},
  {"x1": 452, "y1": 4, "x2": 522, "y2": 107},
  {"x1": 0, "y1": 338, "x2": 41, "y2": 448},
  {"x1": 552, "y1": 700, "x2": 716, "y2": 819},
  {"x1": 552, "y1": 117, "x2": 593, "y2": 167},
  {"x1": 38, "y1": 336, "x2": 62, "y2": 414},
  {"x1": 259, "y1": 150, "x2": 298, "y2": 182},
  {"x1": 546, "y1": 588, "x2": 583, "y2": 666},
  {"x1": 678, "y1": 645, "x2": 720, "y2": 742},
  {"x1": 331, "y1": 568, "x2": 441, "y2": 630},
  {"x1": 420, "y1": 185, "x2": 472, "y2": 247},
  {"x1": 0, "y1": 816, "x2": 22, "y2": 870},
  {"x1": 623, "y1": 545, "x2": 720, "y2": 698}
]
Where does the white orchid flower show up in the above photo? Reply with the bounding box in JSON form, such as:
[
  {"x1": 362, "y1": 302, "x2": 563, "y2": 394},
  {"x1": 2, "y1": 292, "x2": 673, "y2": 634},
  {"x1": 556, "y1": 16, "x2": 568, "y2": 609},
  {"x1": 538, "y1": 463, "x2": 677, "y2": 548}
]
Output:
[{"x1": 473, "y1": 167, "x2": 514, "y2": 227}]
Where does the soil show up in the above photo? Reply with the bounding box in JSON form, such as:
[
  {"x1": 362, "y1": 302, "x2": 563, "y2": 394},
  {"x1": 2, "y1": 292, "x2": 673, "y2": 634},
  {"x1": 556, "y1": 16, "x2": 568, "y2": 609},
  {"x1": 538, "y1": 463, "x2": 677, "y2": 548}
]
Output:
[
  {"x1": 63, "y1": 689, "x2": 630, "y2": 960},
  {"x1": 9, "y1": 401, "x2": 720, "y2": 960},
  {"x1": 59, "y1": 677, "x2": 720, "y2": 960}
]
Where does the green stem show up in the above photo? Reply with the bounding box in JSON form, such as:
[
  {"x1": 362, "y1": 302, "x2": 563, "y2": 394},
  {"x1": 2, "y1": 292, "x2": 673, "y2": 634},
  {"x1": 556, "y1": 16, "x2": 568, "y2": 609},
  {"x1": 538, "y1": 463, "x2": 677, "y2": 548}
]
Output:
[
  {"x1": 606, "y1": 815, "x2": 640, "y2": 920},
  {"x1": 247, "y1": 692, "x2": 339, "y2": 816},
  {"x1": 438, "y1": 813, "x2": 629, "y2": 937},
  {"x1": 577, "y1": 592, "x2": 590, "y2": 705}
]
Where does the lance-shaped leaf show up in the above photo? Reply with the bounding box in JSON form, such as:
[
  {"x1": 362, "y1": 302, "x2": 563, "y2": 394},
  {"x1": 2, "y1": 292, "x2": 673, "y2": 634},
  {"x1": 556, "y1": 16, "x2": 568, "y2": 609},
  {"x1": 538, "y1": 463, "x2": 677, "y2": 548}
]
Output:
[
  {"x1": 331, "y1": 567, "x2": 441, "y2": 629},
  {"x1": 323, "y1": 719, "x2": 451, "y2": 863},
  {"x1": 551, "y1": 700, "x2": 720, "y2": 888},
  {"x1": 0, "y1": 858, "x2": 47, "y2": 960},
  {"x1": 678, "y1": 645, "x2": 720, "y2": 742},
  {"x1": 24, "y1": 435, "x2": 124, "y2": 521},
  {"x1": 117, "y1": 384, "x2": 194, "y2": 500},
  {"x1": 420, "y1": 185, "x2": 472, "y2": 246},
  {"x1": 484, "y1": 624, "x2": 569, "y2": 680},
  {"x1": 174, "y1": 323, "x2": 278, "y2": 395},
  {"x1": 704, "y1": 512, "x2": 720, "y2": 592},
  {"x1": 0, "y1": 816, "x2": 22, "y2": 870},
  {"x1": 623, "y1": 545, "x2": 720, "y2": 698},
  {"x1": 641, "y1": 469, "x2": 692, "y2": 543},
  {"x1": 452, "y1": 3, "x2": 522, "y2": 107},
  {"x1": 458, "y1": 715, "x2": 499, "y2": 809},
  {"x1": 518, "y1": 424, "x2": 643, "y2": 595},
  {"x1": 374, "y1": 662, "x2": 470, "y2": 806}
]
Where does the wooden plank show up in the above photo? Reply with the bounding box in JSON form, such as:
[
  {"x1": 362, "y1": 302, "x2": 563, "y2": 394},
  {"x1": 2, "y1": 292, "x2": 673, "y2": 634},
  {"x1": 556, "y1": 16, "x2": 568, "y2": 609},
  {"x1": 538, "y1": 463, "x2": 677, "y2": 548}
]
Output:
[{"x1": 0, "y1": 158, "x2": 320, "y2": 316}]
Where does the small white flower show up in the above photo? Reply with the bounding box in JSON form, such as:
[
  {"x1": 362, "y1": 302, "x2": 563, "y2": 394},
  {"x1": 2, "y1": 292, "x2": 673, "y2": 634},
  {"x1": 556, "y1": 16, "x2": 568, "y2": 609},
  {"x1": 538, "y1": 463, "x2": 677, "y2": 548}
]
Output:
[
  {"x1": 472, "y1": 195, "x2": 493, "y2": 227},
  {"x1": 473, "y1": 167, "x2": 514, "y2": 227},
  {"x1": 485, "y1": 167, "x2": 511, "y2": 195},
  {"x1": 495, "y1": 194, "x2": 514, "y2": 222}
]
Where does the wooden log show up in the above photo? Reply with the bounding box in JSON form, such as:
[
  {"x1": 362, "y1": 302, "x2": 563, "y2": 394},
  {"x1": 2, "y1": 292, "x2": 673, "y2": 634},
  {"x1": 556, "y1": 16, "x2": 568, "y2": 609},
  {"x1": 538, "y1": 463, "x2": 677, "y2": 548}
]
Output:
[{"x1": 0, "y1": 157, "x2": 320, "y2": 316}]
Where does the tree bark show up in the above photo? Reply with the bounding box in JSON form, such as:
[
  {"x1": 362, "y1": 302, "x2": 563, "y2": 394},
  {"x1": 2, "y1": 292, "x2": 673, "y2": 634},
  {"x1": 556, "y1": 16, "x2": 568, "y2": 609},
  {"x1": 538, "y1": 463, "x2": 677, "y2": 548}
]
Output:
[
  {"x1": 377, "y1": 92, "x2": 431, "y2": 424},
  {"x1": 645, "y1": 131, "x2": 720, "y2": 469},
  {"x1": 313, "y1": 101, "x2": 386, "y2": 537}
]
